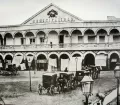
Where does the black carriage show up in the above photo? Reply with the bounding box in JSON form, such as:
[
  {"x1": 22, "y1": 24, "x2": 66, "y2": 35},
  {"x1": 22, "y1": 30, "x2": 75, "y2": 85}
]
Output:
[
  {"x1": 74, "y1": 69, "x2": 90, "y2": 87},
  {"x1": 57, "y1": 72, "x2": 75, "y2": 92},
  {"x1": 38, "y1": 73, "x2": 59, "y2": 95},
  {"x1": 1, "y1": 64, "x2": 19, "y2": 76}
]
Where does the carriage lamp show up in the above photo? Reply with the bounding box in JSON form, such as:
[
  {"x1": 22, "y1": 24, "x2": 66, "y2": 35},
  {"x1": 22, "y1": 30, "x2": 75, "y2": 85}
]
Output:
[
  {"x1": 114, "y1": 62, "x2": 120, "y2": 105},
  {"x1": 75, "y1": 56, "x2": 78, "y2": 72},
  {"x1": 81, "y1": 75, "x2": 94, "y2": 105}
]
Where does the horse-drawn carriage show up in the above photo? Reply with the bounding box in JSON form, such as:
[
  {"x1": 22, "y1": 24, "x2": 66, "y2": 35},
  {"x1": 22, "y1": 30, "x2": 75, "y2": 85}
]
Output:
[
  {"x1": 1, "y1": 64, "x2": 19, "y2": 76},
  {"x1": 38, "y1": 72, "x2": 75, "y2": 95},
  {"x1": 57, "y1": 72, "x2": 75, "y2": 92},
  {"x1": 38, "y1": 73, "x2": 59, "y2": 95}
]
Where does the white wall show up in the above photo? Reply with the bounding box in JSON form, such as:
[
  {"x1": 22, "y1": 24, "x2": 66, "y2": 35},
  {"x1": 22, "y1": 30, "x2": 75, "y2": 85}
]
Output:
[
  {"x1": 71, "y1": 35, "x2": 78, "y2": 43},
  {"x1": 64, "y1": 36, "x2": 71, "y2": 44},
  {"x1": 15, "y1": 38, "x2": 21, "y2": 45},
  {"x1": 6, "y1": 38, "x2": 13, "y2": 45},
  {"x1": 48, "y1": 34, "x2": 58, "y2": 44}
]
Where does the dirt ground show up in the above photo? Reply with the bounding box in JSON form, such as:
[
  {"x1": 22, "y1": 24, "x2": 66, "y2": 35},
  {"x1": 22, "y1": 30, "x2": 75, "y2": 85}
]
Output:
[{"x1": 0, "y1": 71, "x2": 117, "y2": 105}]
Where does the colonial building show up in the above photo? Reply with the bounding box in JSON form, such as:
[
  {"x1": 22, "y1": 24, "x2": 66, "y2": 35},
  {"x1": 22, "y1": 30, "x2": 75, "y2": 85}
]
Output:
[{"x1": 0, "y1": 3, "x2": 120, "y2": 71}]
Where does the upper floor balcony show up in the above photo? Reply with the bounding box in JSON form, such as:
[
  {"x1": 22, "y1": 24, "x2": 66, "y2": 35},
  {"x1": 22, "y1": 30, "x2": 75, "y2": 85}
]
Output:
[{"x1": 0, "y1": 42, "x2": 120, "y2": 52}]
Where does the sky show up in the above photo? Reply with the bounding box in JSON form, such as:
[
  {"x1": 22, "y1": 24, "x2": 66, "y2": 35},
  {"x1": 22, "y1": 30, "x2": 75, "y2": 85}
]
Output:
[{"x1": 0, "y1": 0, "x2": 120, "y2": 25}]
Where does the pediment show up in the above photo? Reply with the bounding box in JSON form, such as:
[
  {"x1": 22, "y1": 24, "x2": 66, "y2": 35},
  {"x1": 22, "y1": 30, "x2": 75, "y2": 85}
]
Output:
[{"x1": 22, "y1": 3, "x2": 82, "y2": 25}]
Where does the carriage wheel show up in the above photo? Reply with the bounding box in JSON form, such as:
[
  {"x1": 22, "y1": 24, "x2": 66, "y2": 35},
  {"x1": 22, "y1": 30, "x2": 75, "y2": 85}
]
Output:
[
  {"x1": 38, "y1": 84, "x2": 42, "y2": 95},
  {"x1": 49, "y1": 85, "x2": 55, "y2": 95},
  {"x1": 56, "y1": 83, "x2": 60, "y2": 94},
  {"x1": 66, "y1": 81, "x2": 71, "y2": 91},
  {"x1": 73, "y1": 80, "x2": 77, "y2": 89}
]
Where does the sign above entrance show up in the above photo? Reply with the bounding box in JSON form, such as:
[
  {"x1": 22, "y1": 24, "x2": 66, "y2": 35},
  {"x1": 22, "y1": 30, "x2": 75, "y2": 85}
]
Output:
[{"x1": 22, "y1": 3, "x2": 82, "y2": 25}]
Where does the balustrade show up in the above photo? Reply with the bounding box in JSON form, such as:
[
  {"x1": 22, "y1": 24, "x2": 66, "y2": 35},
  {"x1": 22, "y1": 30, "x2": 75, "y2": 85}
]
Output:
[{"x1": 0, "y1": 42, "x2": 119, "y2": 51}]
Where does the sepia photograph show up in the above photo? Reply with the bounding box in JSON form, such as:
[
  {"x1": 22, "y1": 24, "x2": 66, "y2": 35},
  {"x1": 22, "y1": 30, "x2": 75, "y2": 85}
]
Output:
[{"x1": 0, "y1": 0, "x2": 120, "y2": 105}]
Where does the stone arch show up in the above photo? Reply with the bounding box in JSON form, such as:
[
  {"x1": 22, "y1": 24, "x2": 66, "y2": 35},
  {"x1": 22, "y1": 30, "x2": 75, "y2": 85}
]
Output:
[
  {"x1": 109, "y1": 28, "x2": 120, "y2": 35},
  {"x1": 48, "y1": 52, "x2": 59, "y2": 71},
  {"x1": 71, "y1": 29, "x2": 82, "y2": 35},
  {"x1": 71, "y1": 51, "x2": 83, "y2": 58},
  {"x1": 25, "y1": 31, "x2": 34, "y2": 37},
  {"x1": 71, "y1": 29, "x2": 83, "y2": 43},
  {"x1": 60, "y1": 52, "x2": 71, "y2": 71},
  {"x1": 4, "y1": 53, "x2": 13, "y2": 59},
  {"x1": 48, "y1": 30, "x2": 59, "y2": 44},
  {"x1": 83, "y1": 52, "x2": 96, "y2": 66},
  {"x1": 14, "y1": 32, "x2": 24, "y2": 45},
  {"x1": 59, "y1": 30, "x2": 70, "y2": 35},
  {"x1": 36, "y1": 53, "x2": 48, "y2": 71},
  {"x1": 36, "y1": 52, "x2": 48, "y2": 59},
  {"x1": 96, "y1": 29, "x2": 108, "y2": 35},
  {"x1": 109, "y1": 52, "x2": 120, "y2": 70},
  {"x1": 84, "y1": 51, "x2": 96, "y2": 58},
  {"x1": 84, "y1": 29, "x2": 95, "y2": 35},
  {"x1": 4, "y1": 33, "x2": 14, "y2": 45},
  {"x1": 26, "y1": 52, "x2": 35, "y2": 57},
  {"x1": 59, "y1": 30, "x2": 70, "y2": 44},
  {"x1": 59, "y1": 52, "x2": 71, "y2": 59},
  {"x1": 15, "y1": 53, "x2": 24, "y2": 57},
  {"x1": 36, "y1": 31, "x2": 46, "y2": 44},
  {"x1": 97, "y1": 51, "x2": 107, "y2": 55},
  {"x1": 108, "y1": 51, "x2": 120, "y2": 59},
  {"x1": 48, "y1": 52, "x2": 59, "y2": 58},
  {"x1": 84, "y1": 29, "x2": 96, "y2": 43}
]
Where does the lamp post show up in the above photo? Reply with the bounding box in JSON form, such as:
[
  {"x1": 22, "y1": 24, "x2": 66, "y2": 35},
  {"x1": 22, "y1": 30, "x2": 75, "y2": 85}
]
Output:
[
  {"x1": 114, "y1": 62, "x2": 120, "y2": 105},
  {"x1": 75, "y1": 56, "x2": 78, "y2": 72},
  {"x1": 81, "y1": 75, "x2": 94, "y2": 105},
  {"x1": 28, "y1": 58, "x2": 32, "y2": 92}
]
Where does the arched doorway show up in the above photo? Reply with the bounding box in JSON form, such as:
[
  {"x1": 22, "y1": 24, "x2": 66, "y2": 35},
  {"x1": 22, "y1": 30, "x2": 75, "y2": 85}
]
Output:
[
  {"x1": 0, "y1": 55, "x2": 4, "y2": 69},
  {"x1": 48, "y1": 54, "x2": 58, "y2": 72},
  {"x1": 36, "y1": 31, "x2": 46, "y2": 44},
  {"x1": 59, "y1": 30, "x2": 70, "y2": 47},
  {"x1": 4, "y1": 33, "x2": 13, "y2": 45},
  {"x1": 48, "y1": 31, "x2": 58, "y2": 45},
  {"x1": 70, "y1": 54, "x2": 82, "y2": 71},
  {"x1": 26, "y1": 54, "x2": 35, "y2": 70},
  {"x1": 5, "y1": 55, "x2": 13, "y2": 69},
  {"x1": 25, "y1": 32, "x2": 35, "y2": 45},
  {"x1": 14, "y1": 32, "x2": 24, "y2": 45},
  {"x1": 71, "y1": 30, "x2": 83, "y2": 43},
  {"x1": 84, "y1": 54, "x2": 95, "y2": 66},
  {"x1": 110, "y1": 53, "x2": 119, "y2": 70},
  {"x1": 60, "y1": 54, "x2": 70, "y2": 71},
  {"x1": 37, "y1": 54, "x2": 47, "y2": 71},
  {"x1": 84, "y1": 29, "x2": 96, "y2": 43},
  {"x1": 97, "y1": 29, "x2": 107, "y2": 43}
]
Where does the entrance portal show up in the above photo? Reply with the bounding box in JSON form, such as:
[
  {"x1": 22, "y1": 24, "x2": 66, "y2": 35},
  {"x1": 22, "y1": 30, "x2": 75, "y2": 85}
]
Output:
[
  {"x1": 84, "y1": 54, "x2": 95, "y2": 66},
  {"x1": 110, "y1": 53, "x2": 119, "y2": 70},
  {"x1": 37, "y1": 54, "x2": 47, "y2": 71}
]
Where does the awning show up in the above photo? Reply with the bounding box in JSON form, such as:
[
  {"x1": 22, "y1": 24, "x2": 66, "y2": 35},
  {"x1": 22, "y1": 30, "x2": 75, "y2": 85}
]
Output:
[{"x1": 95, "y1": 54, "x2": 107, "y2": 66}]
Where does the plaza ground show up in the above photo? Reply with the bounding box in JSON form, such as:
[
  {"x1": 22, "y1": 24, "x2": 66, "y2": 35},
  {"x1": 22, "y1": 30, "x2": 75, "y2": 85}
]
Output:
[{"x1": 0, "y1": 71, "x2": 117, "y2": 105}]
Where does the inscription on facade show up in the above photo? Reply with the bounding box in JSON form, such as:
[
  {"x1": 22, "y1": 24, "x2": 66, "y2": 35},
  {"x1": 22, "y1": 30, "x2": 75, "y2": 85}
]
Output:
[{"x1": 31, "y1": 18, "x2": 75, "y2": 24}]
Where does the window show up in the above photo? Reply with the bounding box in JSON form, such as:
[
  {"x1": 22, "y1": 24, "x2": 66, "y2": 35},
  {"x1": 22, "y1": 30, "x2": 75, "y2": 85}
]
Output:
[
  {"x1": 113, "y1": 35, "x2": 120, "y2": 42},
  {"x1": 99, "y1": 36, "x2": 105, "y2": 43},
  {"x1": 30, "y1": 38, "x2": 35, "y2": 44},
  {"x1": 78, "y1": 36, "x2": 83, "y2": 43},
  {"x1": 40, "y1": 37, "x2": 44, "y2": 43},
  {"x1": 88, "y1": 36, "x2": 96, "y2": 43}
]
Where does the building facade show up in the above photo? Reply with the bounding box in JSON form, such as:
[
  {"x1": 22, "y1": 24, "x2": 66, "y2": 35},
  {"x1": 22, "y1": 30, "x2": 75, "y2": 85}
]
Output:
[{"x1": 0, "y1": 3, "x2": 120, "y2": 71}]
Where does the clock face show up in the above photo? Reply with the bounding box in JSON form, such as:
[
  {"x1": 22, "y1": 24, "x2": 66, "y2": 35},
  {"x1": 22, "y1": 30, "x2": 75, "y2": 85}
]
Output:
[{"x1": 47, "y1": 9, "x2": 58, "y2": 18}]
